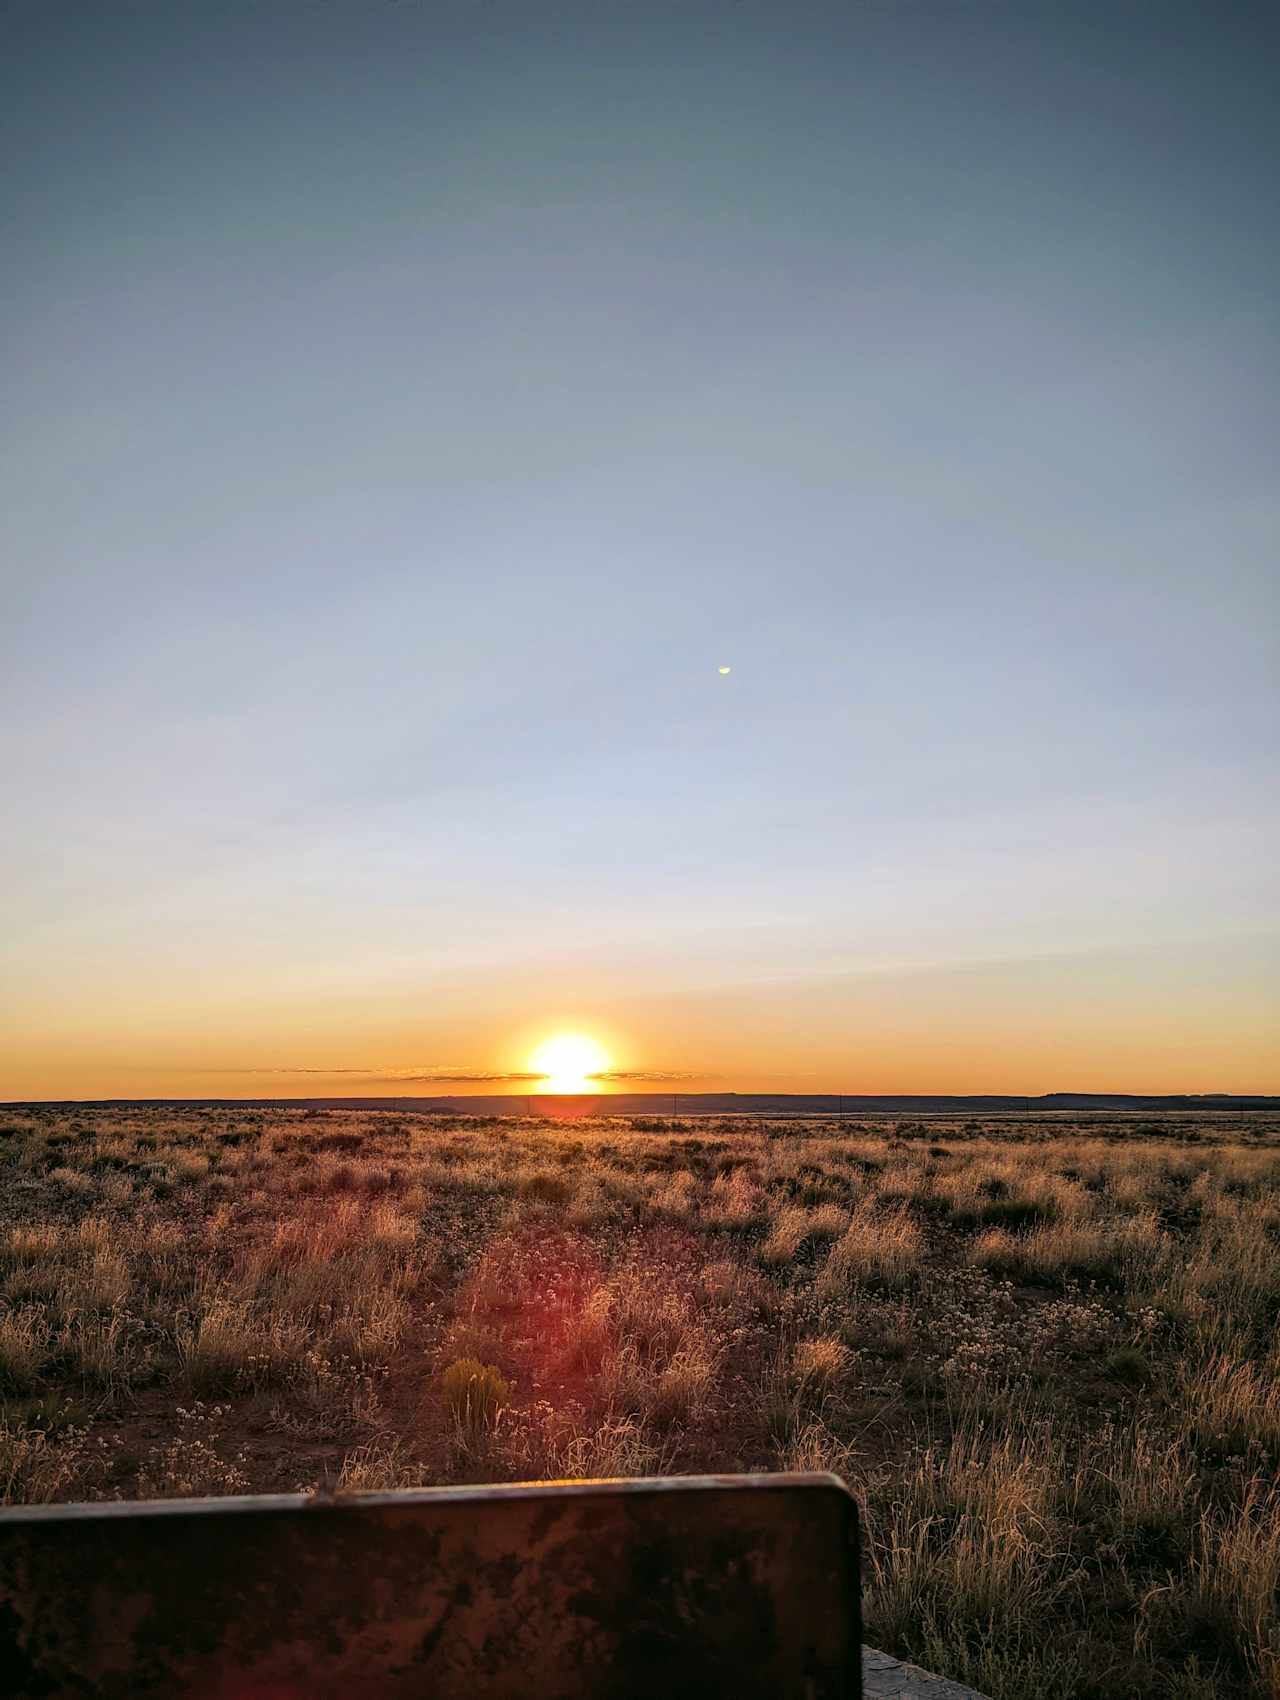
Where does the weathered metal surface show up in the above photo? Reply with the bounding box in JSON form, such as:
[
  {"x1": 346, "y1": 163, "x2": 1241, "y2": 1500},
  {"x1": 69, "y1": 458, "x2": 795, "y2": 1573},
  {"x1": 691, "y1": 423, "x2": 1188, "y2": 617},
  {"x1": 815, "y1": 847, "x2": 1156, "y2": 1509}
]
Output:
[{"x1": 0, "y1": 1472, "x2": 860, "y2": 1699}]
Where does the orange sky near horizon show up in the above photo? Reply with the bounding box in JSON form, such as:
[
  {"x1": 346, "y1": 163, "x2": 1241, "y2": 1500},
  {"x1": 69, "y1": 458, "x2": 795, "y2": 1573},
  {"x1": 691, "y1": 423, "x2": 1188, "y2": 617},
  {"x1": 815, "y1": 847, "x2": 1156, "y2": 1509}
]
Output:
[{"x1": 4, "y1": 932, "x2": 1276, "y2": 1102}]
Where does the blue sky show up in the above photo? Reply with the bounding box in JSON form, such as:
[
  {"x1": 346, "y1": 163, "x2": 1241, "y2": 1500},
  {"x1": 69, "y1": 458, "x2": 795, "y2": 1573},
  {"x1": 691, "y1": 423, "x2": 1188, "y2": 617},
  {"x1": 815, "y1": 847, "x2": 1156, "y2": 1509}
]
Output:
[{"x1": 2, "y1": 0, "x2": 1276, "y2": 1096}]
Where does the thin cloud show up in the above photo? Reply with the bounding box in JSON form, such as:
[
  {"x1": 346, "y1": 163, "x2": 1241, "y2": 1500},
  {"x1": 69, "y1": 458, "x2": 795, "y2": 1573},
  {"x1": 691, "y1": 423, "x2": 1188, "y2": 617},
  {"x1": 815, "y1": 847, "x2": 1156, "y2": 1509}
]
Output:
[
  {"x1": 246, "y1": 1067, "x2": 544, "y2": 1084},
  {"x1": 593, "y1": 1070, "x2": 699, "y2": 1083},
  {"x1": 231, "y1": 1065, "x2": 700, "y2": 1085}
]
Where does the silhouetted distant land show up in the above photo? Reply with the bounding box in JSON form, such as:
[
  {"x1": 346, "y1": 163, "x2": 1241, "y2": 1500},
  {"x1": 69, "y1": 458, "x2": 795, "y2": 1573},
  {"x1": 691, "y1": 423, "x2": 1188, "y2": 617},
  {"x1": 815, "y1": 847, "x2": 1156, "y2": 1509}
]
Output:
[{"x1": 8, "y1": 1092, "x2": 1279, "y2": 1115}]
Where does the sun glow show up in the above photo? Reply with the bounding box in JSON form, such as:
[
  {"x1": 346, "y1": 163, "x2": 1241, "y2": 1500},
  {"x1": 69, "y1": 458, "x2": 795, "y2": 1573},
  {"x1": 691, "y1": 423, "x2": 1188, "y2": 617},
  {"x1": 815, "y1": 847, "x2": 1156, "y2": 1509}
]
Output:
[{"x1": 529, "y1": 1032, "x2": 612, "y2": 1093}]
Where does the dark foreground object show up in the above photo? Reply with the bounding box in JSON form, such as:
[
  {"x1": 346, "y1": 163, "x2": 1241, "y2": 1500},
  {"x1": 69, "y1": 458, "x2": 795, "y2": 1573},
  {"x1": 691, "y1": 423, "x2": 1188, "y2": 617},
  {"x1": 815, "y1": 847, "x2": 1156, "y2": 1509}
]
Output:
[{"x1": 0, "y1": 1472, "x2": 860, "y2": 1699}]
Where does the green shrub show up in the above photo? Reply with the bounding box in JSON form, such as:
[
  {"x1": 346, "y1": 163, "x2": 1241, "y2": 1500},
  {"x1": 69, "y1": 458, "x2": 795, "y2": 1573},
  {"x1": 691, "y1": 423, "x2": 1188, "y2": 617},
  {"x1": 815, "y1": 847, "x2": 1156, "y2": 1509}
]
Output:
[
  {"x1": 1104, "y1": 1346, "x2": 1157, "y2": 1388},
  {"x1": 980, "y1": 1198, "x2": 1057, "y2": 1232},
  {"x1": 518, "y1": 1172, "x2": 573, "y2": 1204},
  {"x1": 440, "y1": 1358, "x2": 510, "y2": 1431}
]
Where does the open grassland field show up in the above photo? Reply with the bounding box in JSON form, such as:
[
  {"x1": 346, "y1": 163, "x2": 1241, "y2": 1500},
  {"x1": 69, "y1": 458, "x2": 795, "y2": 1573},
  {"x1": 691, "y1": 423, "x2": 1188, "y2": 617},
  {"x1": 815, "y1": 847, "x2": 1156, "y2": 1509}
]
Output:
[{"x1": 2, "y1": 1107, "x2": 1279, "y2": 1700}]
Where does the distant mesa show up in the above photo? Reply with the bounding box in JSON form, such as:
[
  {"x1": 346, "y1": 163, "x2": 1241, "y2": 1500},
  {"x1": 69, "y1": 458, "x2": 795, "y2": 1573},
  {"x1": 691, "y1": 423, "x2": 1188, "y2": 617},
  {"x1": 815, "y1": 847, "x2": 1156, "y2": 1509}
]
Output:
[{"x1": 15, "y1": 1091, "x2": 1277, "y2": 1115}]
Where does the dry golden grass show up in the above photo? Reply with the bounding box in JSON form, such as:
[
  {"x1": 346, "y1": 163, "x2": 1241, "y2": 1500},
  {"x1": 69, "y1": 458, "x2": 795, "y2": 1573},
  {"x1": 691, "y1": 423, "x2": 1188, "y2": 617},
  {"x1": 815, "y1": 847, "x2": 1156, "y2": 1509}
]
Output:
[
  {"x1": 1189, "y1": 1487, "x2": 1280, "y2": 1697},
  {"x1": 0, "y1": 1306, "x2": 49, "y2": 1395},
  {"x1": 1179, "y1": 1353, "x2": 1280, "y2": 1461},
  {"x1": 758, "y1": 1203, "x2": 813, "y2": 1265},
  {"x1": 704, "y1": 1166, "x2": 769, "y2": 1230},
  {"x1": 791, "y1": 1334, "x2": 852, "y2": 1395},
  {"x1": 819, "y1": 1200, "x2": 923, "y2": 1292},
  {"x1": 335, "y1": 1434, "x2": 423, "y2": 1492},
  {"x1": 1, "y1": 1103, "x2": 1278, "y2": 1698}
]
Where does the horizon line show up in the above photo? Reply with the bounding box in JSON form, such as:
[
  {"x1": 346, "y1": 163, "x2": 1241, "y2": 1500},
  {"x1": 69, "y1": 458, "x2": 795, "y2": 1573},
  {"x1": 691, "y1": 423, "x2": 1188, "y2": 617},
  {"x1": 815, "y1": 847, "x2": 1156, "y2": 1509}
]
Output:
[{"x1": 5, "y1": 1090, "x2": 1278, "y2": 1110}]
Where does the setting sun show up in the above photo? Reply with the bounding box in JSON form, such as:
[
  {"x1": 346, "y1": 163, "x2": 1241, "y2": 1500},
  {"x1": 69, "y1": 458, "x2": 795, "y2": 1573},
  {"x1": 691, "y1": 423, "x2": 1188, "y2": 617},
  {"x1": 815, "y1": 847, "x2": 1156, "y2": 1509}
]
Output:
[{"x1": 529, "y1": 1032, "x2": 611, "y2": 1092}]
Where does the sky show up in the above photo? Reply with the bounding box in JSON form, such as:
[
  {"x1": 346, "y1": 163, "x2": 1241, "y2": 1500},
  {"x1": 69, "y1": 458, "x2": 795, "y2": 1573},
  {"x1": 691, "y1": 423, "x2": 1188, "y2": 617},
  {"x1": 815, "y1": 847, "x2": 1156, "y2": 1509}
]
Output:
[{"x1": 2, "y1": 0, "x2": 1277, "y2": 1100}]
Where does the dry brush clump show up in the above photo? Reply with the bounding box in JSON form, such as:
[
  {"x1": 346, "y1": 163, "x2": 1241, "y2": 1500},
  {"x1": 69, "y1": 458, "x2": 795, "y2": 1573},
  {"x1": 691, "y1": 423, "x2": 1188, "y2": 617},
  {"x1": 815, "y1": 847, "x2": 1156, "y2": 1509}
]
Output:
[
  {"x1": 703, "y1": 1167, "x2": 769, "y2": 1231},
  {"x1": 819, "y1": 1201, "x2": 923, "y2": 1293},
  {"x1": 969, "y1": 1211, "x2": 1163, "y2": 1289},
  {"x1": 335, "y1": 1434, "x2": 424, "y2": 1493},
  {"x1": 1178, "y1": 1353, "x2": 1280, "y2": 1463},
  {"x1": 567, "y1": 1266, "x2": 721, "y2": 1430}
]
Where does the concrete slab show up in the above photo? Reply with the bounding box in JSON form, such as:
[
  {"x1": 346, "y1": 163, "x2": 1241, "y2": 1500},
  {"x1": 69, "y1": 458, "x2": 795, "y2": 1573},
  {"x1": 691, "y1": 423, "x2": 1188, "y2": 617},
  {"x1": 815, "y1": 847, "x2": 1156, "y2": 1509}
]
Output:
[{"x1": 863, "y1": 1645, "x2": 993, "y2": 1700}]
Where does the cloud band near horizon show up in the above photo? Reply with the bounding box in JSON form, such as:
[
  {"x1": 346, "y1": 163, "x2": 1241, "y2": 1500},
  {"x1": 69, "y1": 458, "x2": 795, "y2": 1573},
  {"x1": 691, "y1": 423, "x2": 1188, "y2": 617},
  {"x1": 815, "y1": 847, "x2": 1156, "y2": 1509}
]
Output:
[{"x1": 235, "y1": 1066, "x2": 699, "y2": 1085}]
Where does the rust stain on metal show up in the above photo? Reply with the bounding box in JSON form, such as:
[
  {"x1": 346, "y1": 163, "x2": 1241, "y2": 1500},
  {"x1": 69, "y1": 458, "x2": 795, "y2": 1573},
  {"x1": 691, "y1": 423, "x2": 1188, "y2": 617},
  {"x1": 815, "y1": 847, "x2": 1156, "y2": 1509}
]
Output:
[{"x1": 0, "y1": 1472, "x2": 861, "y2": 1698}]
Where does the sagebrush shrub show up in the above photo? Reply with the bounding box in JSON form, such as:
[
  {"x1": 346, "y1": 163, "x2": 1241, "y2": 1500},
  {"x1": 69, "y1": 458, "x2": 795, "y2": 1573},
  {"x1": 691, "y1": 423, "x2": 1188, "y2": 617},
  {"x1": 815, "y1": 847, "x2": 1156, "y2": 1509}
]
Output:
[{"x1": 440, "y1": 1358, "x2": 510, "y2": 1430}]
